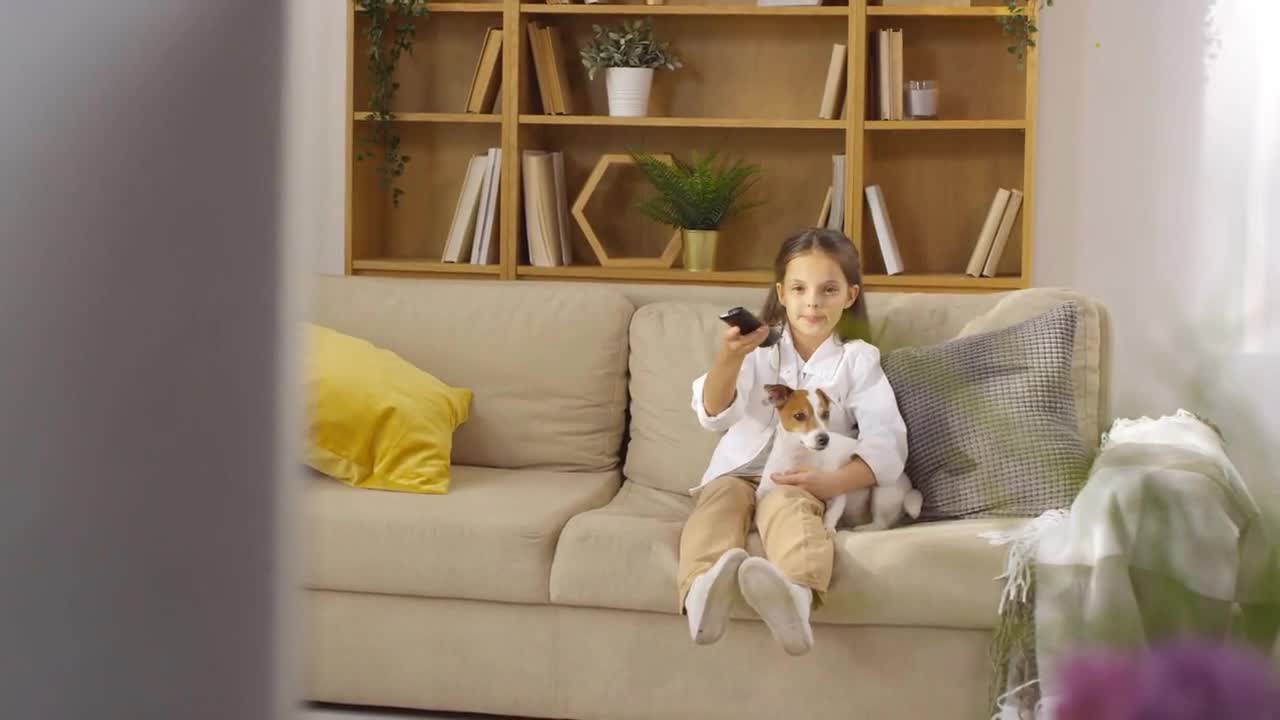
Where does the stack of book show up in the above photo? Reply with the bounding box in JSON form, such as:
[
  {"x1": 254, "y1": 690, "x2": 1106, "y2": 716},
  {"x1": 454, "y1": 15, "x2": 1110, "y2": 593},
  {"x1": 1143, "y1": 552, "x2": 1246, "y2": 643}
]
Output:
[
  {"x1": 464, "y1": 27, "x2": 503, "y2": 114},
  {"x1": 964, "y1": 187, "x2": 1023, "y2": 277},
  {"x1": 442, "y1": 148, "x2": 503, "y2": 264},
  {"x1": 818, "y1": 43, "x2": 847, "y2": 120},
  {"x1": 521, "y1": 150, "x2": 573, "y2": 267},
  {"x1": 868, "y1": 28, "x2": 904, "y2": 121},
  {"x1": 527, "y1": 22, "x2": 575, "y2": 115}
]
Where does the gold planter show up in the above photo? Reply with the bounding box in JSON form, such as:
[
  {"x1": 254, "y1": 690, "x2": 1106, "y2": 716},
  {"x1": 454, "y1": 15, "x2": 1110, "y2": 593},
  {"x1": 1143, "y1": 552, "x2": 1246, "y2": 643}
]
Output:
[{"x1": 681, "y1": 229, "x2": 719, "y2": 272}]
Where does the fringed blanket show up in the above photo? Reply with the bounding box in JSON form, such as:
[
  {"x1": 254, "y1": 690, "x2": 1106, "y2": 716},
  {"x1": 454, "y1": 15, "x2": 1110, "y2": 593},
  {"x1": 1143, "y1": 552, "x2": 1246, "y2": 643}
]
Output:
[{"x1": 983, "y1": 410, "x2": 1280, "y2": 719}]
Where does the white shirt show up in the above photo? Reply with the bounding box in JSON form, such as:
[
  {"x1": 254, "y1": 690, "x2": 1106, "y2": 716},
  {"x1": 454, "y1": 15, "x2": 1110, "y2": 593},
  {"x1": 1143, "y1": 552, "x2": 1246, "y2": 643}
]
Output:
[{"x1": 689, "y1": 328, "x2": 909, "y2": 495}]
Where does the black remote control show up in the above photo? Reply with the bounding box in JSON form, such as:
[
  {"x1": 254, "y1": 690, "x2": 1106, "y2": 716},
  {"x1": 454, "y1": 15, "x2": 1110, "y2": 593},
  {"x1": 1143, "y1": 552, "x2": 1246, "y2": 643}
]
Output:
[{"x1": 719, "y1": 306, "x2": 781, "y2": 348}]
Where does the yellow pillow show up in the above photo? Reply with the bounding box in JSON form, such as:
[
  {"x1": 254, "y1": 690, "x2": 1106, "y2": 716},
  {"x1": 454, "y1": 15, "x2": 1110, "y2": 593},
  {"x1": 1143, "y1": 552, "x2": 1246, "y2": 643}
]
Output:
[{"x1": 304, "y1": 323, "x2": 471, "y2": 494}]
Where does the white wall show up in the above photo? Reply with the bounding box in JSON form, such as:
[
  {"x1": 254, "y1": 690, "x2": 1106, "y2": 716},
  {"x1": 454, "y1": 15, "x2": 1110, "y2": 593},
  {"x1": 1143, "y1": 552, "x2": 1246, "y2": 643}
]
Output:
[
  {"x1": 1035, "y1": 0, "x2": 1279, "y2": 491},
  {"x1": 291, "y1": 0, "x2": 1279, "y2": 488}
]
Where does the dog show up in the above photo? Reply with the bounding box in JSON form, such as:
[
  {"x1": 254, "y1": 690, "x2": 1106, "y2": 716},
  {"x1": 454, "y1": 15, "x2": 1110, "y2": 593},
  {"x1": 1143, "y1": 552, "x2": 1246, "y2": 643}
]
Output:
[{"x1": 758, "y1": 383, "x2": 923, "y2": 532}]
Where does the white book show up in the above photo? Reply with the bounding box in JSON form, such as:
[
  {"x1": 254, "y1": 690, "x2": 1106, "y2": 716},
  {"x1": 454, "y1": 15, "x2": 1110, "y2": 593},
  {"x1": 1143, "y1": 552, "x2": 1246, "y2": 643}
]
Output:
[
  {"x1": 469, "y1": 148, "x2": 496, "y2": 264},
  {"x1": 481, "y1": 148, "x2": 499, "y2": 263},
  {"x1": 441, "y1": 154, "x2": 488, "y2": 262},
  {"x1": 982, "y1": 188, "x2": 1023, "y2": 277},
  {"x1": 471, "y1": 147, "x2": 502, "y2": 265},
  {"x1": 965, "y1": 188, "x2": 1011, "y2": 277},
  {"x1": 522, "y1": 150, "x2": 549, "y2": 266},
  {"x1": 865, "y1": 184, "x2": 904, "y2": 275}
]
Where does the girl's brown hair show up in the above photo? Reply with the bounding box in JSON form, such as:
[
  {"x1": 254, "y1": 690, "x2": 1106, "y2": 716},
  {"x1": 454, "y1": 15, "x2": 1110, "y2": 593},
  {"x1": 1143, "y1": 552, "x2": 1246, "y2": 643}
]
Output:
[{"x1": 760, "y1": 227, "x2": 871, "y2": 342}]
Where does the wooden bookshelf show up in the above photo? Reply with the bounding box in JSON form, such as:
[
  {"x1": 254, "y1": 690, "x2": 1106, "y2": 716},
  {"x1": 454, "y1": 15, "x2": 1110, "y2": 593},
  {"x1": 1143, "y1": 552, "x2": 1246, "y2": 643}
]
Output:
[{"x1": 346, "y1": 0, "x2": 1038, "y2": 291}]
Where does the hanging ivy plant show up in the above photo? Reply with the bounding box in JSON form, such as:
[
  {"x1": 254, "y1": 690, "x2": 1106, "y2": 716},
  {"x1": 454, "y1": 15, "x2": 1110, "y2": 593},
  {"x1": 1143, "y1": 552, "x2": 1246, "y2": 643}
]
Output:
[
  {"x1": 998, "y1": 0, "x2": 1053, "y2": 69},
  {"x1": 356, "y1": 0, "x2": 429, "y2": 207}
]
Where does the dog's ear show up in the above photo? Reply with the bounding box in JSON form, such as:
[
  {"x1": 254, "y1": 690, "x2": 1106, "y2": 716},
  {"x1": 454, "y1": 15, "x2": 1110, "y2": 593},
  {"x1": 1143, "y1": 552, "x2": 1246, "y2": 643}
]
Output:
[
  {"x1": 815, "y1": 389, "x2": 832, "y2": 418},
  {"x1": 764, "y1": 384, "x2": 793, "y2": 408}
]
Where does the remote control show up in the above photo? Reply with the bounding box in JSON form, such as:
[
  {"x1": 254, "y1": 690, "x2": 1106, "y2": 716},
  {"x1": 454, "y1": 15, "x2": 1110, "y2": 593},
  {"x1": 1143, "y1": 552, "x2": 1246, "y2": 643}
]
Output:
[{"x1": 718, "y1": 306, "x2": 781, "y2": 348}]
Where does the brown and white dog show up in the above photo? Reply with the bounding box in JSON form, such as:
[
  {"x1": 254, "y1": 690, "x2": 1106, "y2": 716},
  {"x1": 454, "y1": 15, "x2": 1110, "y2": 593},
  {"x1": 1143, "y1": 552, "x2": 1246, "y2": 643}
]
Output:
[{"x1": 758, "y1": 384, "x2": 923, "y2": 531}]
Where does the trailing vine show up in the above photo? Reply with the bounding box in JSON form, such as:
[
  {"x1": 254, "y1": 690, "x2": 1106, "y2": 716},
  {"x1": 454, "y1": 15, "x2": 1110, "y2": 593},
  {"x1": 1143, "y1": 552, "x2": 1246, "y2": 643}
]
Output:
[
  {"x1": 998, "y1": 0, "x2": 1053, "y2": 69},
  {"x1": 356, "y1": 0, "x2": 429, "y2": 207}
]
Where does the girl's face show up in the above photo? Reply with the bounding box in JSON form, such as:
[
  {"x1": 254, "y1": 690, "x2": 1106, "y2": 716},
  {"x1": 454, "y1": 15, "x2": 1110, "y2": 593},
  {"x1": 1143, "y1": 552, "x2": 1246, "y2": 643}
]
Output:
[{"x1": 775, "y1": 251, "x2": 858, "y2": 345}]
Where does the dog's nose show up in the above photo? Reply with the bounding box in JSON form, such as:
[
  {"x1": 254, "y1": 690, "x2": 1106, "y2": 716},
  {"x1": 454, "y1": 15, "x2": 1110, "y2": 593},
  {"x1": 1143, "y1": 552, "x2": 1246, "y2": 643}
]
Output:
[{"x1": 815, "y1": 433, "x2": 829, "y2": 449}]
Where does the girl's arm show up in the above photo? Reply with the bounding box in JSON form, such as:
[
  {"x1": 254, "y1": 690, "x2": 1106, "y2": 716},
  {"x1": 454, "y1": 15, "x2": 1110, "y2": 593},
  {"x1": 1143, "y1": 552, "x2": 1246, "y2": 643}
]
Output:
[{"x1": 691, "y1": 325, "x2": 770, "y2": 431}]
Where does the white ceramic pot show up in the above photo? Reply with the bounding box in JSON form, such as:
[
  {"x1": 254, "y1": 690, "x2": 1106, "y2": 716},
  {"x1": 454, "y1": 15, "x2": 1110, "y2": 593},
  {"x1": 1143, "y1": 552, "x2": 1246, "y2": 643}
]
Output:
[{"x1": 605, "y1": 67, "x2": 654, "y2": 117}]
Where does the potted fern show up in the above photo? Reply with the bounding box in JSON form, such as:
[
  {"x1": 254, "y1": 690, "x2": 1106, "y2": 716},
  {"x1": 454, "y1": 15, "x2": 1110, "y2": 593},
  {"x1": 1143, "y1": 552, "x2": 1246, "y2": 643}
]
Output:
[
  {"x1": 630, "y1": 149, "x2": 764, "y2": 271},
  {"x1": 580, "y1": 18, "x2": 681, "y2": 117}
]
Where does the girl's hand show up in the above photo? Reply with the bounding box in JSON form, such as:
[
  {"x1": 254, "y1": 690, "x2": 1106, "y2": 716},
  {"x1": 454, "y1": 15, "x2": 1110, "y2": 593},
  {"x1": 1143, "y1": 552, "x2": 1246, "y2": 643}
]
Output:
[
  {"x1": 720, "y1": 325, "x2": 770, "y2": 360},
  {"x1": 771, "y1": 465, "x2": 846, "y2": 501}
]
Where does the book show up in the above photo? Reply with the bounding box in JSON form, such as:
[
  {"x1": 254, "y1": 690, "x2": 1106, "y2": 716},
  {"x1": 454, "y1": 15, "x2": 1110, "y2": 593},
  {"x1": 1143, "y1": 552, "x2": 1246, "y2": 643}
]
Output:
[
  {"x1": 470, "y1": 148, "x2": 502, "y2": 265},
  {"x1": 890, "y1": 29, "x2": 904, "y2": 121},
  {"x1": 527, "y1": 22, "x2": 554, "y2": 114},
  {"x1": 827, "y1": 155, "x2": 845, "y2": 231},
  {"x1": 981, "y1": 188, "x2": 1023, "y2": 277},
  {"x1": 864, "y1": 184, "x2": 904, "y2": 275},
  {"x1": 522, "y1": 151, "x2": 549, "y2": 266},
  {"x1": 522, "y1": 150, "x2": 565, "y2": 266},
  {"x1": 464, "y1": 28, "x2": 503, "y2": 114},
  {"x1": 545, "y1": 26, "x2": 576, "y2": 116},
  {"x1": 551, "y1": 151, "x2": 572, "y2": 265},
  {"x1": 441, "y1": 154, "x2": 490, "y2": 262},
  {"x1": 816, "y1": 185, "x2": 832, "y2": 227},
  {"x1": 818, "y1": 43, "x2": 847, "y2": 120},
  {"x1": 877, "y1": 29, "x2": 891, "y2": 121},
  {"x1": 965, "y1": 188, "x2": 1011, "y2": 277}
]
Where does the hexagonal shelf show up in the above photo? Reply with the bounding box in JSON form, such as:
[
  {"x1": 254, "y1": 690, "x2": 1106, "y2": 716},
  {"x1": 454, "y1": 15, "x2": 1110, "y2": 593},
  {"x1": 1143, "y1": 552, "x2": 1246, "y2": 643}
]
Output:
[{"x1": 571, "y1": 153, "x2": 682, "y2": 268}]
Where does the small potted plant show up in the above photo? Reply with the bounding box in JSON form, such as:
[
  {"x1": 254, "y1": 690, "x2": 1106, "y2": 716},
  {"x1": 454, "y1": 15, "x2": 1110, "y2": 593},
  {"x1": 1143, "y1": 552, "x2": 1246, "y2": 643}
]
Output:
[
  {"x1": 580, "y1": 18, "x2": 682, "y2": 117},
  {"x1": 630, "y1": 149, "x2": 764, "y2": 271}
]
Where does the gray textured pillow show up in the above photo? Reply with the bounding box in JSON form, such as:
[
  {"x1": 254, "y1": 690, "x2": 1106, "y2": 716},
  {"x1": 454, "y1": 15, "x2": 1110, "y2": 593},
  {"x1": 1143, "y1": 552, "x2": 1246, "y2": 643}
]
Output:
[{"x1": 880, "y1": 302, "x2": 1090, "y2": 520}]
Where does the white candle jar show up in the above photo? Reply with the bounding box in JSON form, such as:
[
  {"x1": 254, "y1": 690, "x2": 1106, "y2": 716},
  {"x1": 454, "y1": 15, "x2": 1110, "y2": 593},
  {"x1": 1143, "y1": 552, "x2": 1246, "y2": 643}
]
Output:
[{"x1": 906, "y1": 80, "x2": 939, "y2": 119}]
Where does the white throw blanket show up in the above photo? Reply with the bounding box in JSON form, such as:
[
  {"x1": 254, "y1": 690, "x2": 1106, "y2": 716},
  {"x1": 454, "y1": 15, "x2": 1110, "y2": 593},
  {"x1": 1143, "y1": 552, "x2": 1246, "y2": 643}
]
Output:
[{"x1": 984, "y1": 410, "x2": 1280, "y2": 719}]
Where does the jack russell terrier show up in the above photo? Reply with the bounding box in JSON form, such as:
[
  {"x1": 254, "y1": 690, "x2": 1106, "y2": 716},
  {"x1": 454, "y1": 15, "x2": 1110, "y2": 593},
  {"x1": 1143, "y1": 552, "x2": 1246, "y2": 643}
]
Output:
[{"x1": 758, "y1": 384, "x2": 923, "y2": 531}]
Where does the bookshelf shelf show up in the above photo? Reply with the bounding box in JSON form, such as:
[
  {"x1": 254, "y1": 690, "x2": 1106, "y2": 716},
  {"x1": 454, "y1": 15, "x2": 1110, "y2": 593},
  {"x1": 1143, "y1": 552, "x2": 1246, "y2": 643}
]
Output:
[
  {"x1": 518, "y1": 265, "x2": 773, "y2": 285},
  {"x1": 345, "y1": 0, "x2": 1039, "y2": 290},
  {"x1": 352, "y1": 258, "x2": 503, "y2": 275},
  {"x1": 866, "y1": 6, "x2": 1012, "y2": 16},
  {"x1": 353, "y1": 112, "x2": 503, "y2": 124},
  {"x1": 522, "y1": 4, "x2": 850, "y2": 16},
  {"x1": 519, "y1": 114, "x2": 846, "y2": 130},
  {"x1": 865, "y1": 119, "x2": 1025, "y2": 130},
  {"x1": 863, "y1": 273, "x2": 1023, "y2": 289}
]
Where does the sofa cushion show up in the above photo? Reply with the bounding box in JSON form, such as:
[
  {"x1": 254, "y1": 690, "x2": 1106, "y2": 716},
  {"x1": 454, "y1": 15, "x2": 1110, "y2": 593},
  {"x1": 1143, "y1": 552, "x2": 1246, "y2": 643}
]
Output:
[
  {"x1": 882, "y1": 302, "x2": 1091, "y2": 519},
  {"x1": 310, "y1": 276, "x2": 634, "y2": 472},
  {"x1": 956, "y1": 288, "x2": 1109, "y2": 452},
  {"x1": 624, "y1": 303, "x2": 729, "y2": 495},
  {"x1": 305, "y1": 465, "x2": 620, "y2": 604},
  {"x1": 550, "y1": 481, "x2": 1021, "y2": 629},
  {"x1": 304, "y1": 323, "x2": 471, "y2": 494}
]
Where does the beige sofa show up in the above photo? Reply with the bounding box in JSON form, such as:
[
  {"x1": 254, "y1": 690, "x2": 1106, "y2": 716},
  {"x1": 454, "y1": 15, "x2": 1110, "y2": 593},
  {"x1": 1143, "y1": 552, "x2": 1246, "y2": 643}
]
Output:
[{"x1": 303, "y1": 275, "x2": 1111, "y2": 720}]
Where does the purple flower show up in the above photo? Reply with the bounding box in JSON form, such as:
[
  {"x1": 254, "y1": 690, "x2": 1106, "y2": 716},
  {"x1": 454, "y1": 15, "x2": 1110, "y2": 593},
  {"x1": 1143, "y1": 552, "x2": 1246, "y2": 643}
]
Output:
[{"x1": 1055, "y1": 639, "x2": 1280, "y2": 720}]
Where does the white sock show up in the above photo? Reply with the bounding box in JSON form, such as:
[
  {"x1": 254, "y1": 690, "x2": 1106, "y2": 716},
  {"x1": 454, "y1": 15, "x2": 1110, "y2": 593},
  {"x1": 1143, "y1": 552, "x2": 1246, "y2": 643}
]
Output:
[
  {"x1": 684, "y1": 548, "x2": 748, "y2": 646},
  {"x1": 737, "y1": 557, "x2": 814, "y2": 656}
]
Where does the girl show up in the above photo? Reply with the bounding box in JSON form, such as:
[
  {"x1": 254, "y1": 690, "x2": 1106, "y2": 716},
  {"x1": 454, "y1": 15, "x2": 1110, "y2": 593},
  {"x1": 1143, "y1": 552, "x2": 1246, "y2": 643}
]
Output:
[{"x1": 679, "y1": 228, "x2": 908, "y2": 656}]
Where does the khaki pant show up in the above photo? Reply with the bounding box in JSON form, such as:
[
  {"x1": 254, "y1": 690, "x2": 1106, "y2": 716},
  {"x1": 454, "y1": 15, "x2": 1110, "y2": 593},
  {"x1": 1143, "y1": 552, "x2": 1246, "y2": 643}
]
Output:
[{"x1": 677, "y1": 475, "x2": 834, "y2": 608}]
